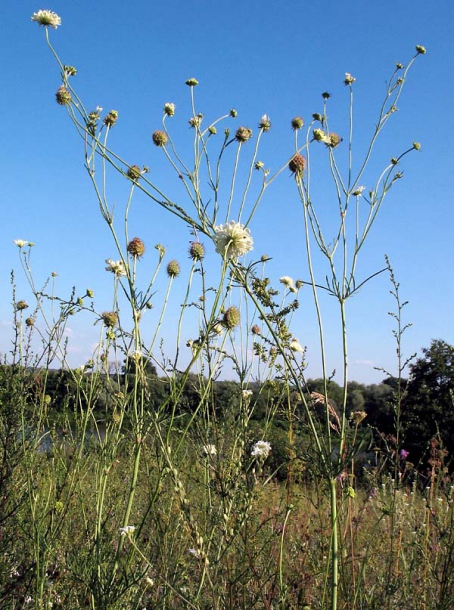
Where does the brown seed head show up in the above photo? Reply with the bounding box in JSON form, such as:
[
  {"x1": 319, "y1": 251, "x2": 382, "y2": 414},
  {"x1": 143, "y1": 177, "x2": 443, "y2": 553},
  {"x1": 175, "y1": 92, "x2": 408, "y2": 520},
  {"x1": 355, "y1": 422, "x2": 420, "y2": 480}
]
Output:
[
  {"x1": 127, "y1": 237, "x2": 146, "y2": 258},
  {"x1": 152, "y1": 130, "x2": 168, "y2": 147},
  {"x1": 288, "y1": 153, "x2": 306, "y2": 176},
  {"x1": 56, "y1": 86, "x2": 71, "y2": 106},
  {"x1": 101, "y1": 312, "x2": 118, "y2": 328},
  {"x1": 235, "y1": 127, "x2": 253, "y2": 143}
]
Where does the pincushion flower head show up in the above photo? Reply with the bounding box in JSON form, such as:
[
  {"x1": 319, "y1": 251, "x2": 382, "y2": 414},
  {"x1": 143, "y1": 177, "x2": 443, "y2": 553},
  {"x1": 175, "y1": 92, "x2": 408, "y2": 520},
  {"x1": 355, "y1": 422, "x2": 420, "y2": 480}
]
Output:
[
  {"x1": 14, "y1": 239, "x2": 29, "y2": 248},
  {"x1": 213, "y1": 221, "x2": 253, "y2": 259},
  {"x1": 31, "y1": 10, "x2": 61, "y2": 29},
  {"x1": 251, "y1": 440, "x2": 271, "y2": 459},
  {"x1": 279, "y1": 276, "x2": 297, "y2": 293},
  {"x1": 105, "y1": 259, "x2": 127, "y2": 277}
]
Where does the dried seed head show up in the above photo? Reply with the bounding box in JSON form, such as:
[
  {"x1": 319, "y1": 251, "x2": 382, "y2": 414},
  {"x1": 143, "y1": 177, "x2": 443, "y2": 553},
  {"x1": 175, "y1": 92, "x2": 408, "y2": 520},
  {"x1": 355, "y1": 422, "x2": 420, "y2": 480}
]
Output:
[
  {"x1": 235, "y1": 127, "x2": 253, "y2": 143},
  {"x1": 291, "y1": 116, "x2": 304, "y2": 130},
  {"x1": 222, "y1": 306, "x2": 240, "y2": 330},
  {"x1": 326, "y1": 133, "x2": 342, "y2": 148},
  {"x1": 25, "y1": 317, "x2": 35, "y2": 327},
  {"x1": 166, "y1": 260, "x2": 180, "y2": 278},
  {"x1": 127, "y1": 165, "x2": 142, "y2": 181},
  {"x1": 189, "y1": 241, "x2": 205, "y2": 261},
  {"x1": 152, "y1": 130, "x2": 168, "y2": 147},
  {"x1": 127, "y1": 237, "x2": 146, "y2": 258},
  {"x1": 103, "y1": 110, "x2": 118, "y2": 127},
  {"x1": 288, "y1": 153, "x2": 306, "y2": 176},
  {"x1": 251, "y1": 324, "x2": 261, "y2": 335},
  {"x1": 55, "y1": 86, "x2": 71, "y2": 106},
  {"x1": 101, "y1": 312, "x2": 118, "y2": 328},
  {"x1": 16, "y1": 300, "x2": 29, "y2": 311}
]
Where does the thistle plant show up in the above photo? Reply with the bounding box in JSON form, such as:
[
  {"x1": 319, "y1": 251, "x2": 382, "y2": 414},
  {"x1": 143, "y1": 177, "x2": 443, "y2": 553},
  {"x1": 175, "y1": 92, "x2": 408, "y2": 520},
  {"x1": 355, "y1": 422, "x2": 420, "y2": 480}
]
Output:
[{"x1": 4, "y1": 10, "x2": 428, "y2": 609}]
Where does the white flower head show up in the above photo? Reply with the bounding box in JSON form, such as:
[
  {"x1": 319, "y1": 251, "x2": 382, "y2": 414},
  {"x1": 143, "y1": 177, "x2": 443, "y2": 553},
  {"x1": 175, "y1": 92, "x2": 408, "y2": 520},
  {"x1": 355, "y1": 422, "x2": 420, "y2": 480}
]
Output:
[
  {"x1": 119, "y1": 525, "x2": 135, "y2": 537},
  {"x1": 14, "y1": 239, "x2": 29, "y2": 248},
  {"x1": 164, "y1": 102, "x2": 176, "y2": 116},
  {"x1": 242, "y1": 389, "x2": 253, "y2": 399},
  {"x1": 213, "y1": 221, "x2": 253, "y2": 259},
  {"x1": 202, "y1": 444, "x2": 217, "y2": 456},
  {"x1": 352, "y1": 186, "x2": 365, "y2": 196},
  {"x1": 279, "y1": 276, "x2": 297, "y2": 292},
  {"x1": 105, "y1": 259, "x2": 127, "y2": 277},
  {"x1": 188, "y1": 547, "x2": 201, "y2": 559},
  {"x1": 344, "y1": 72, "x2": 356, "y2": 85},
  {"x1": 251, "y1": 440, "x2": 271, "y2": 459},
  {"x1": 289, "y1": 338, "x2": 305, "y2": 354},
  {"x1": 31, "y1": 10, "x2": 61, "y2": 29}
]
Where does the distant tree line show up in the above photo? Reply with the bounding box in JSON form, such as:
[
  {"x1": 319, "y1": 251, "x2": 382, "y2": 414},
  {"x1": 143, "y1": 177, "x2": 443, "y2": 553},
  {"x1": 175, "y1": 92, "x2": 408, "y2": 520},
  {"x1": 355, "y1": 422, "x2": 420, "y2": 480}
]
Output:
[{"x1": 2, "y1": 339, "x2": 454, "y2": 476}]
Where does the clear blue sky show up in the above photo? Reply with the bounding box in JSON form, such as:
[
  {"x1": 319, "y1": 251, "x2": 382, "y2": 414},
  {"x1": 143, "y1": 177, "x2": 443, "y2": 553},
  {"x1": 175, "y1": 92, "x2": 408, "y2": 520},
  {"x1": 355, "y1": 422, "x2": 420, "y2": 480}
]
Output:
[{"x1": 1, "y1": 0, "x2": 453, "y2": 384}]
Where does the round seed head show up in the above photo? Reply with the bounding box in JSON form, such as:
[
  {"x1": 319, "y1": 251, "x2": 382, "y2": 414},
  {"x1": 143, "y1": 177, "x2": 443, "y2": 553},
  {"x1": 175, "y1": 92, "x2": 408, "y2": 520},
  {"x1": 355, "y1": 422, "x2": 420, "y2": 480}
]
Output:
[
  {"x1": 152, "y1": 130, "x2": 168, "y2": 147},
  {"x1": 288, "y1": 153, "x2": 306, "y2": 176},
  {"x1": 101, "y1": 312, "x2": 118, "y2": 328},
  {"x1": 127, "y1": 237, "x2": 146, "y2": 258},
  {"x1": 235, "y1": 127, "x2": 253, "y2": 143},
  {"x1": 222, "y1": 306, "x2": 240, "y2": 330},
  {"x1": 166, "y1": 260, "x2": 180, "y2": 278},
  {"x1": 189, "y1": 241, "x2": 205, "y2": 261},
  {"x1": 56, "y1": 86, "x2": 71, "y2": 106}
]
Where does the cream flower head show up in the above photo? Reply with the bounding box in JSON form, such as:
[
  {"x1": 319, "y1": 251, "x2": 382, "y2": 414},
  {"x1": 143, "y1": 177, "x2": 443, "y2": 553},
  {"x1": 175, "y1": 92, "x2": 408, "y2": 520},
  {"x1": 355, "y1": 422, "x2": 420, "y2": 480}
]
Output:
[
  {"x1": 289, "y1": 338, "x2": 305, "y2": 354},
  {"x1": 213, "y1": 221, "x2": 253, "y2": 259},
  {"x1": 14, "y1": 239, "x2": 29, "y2": 248},
  {"x1": 105, "y1": 259, "x2": 127, "y2": 277},
  {"x1": 279, "y1": 276, "x2": 297, "y2": 292},
  {"x1": 31, "y1": 10, "x2": 61, "y2": 29},
  {"x1": 251, "y1": 440, "x2": 271, "y2": 458}
]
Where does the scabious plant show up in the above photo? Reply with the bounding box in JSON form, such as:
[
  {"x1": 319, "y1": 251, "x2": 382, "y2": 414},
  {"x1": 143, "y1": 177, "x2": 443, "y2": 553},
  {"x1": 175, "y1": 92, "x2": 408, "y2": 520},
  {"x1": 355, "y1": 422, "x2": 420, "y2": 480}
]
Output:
[{"x1": 15, "y1": 11, "x2": 428, "y2": 610}]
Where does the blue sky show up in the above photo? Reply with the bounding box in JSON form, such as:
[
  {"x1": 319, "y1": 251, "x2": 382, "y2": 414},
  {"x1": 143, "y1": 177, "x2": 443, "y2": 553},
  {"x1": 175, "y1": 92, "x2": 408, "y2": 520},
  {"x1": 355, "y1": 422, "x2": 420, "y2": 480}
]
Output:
[{"x1": 1, "y1": 0, "x2": 453, "y2": 384}]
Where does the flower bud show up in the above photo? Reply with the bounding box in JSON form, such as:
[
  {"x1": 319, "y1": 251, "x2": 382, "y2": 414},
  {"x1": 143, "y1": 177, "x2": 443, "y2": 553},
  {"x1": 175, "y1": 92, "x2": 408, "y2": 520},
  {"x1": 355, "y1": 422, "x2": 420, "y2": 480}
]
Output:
[
  {"x1": 185, "y1": 77, "x2": 199, "y2": 86},
  {"x1": 229, "y1": 109, "x2": 238, "y2": 118},
  {"x1": 415, "y1": 45, "x2": 426, "y2": 55}
]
